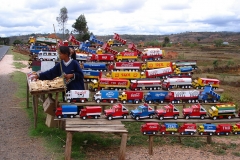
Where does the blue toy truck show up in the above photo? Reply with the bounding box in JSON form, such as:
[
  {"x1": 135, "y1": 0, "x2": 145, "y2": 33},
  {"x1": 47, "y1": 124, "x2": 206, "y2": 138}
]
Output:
[
  {"x1": 198, "y1": 85, "x2": 221, "y2": 103},
  {"x1": 130, "y1": 103, "x2": 155, "y2": 120},
  {"x1": 55, "y1": 105, "x2": 78, "y2": 119},
  {"x1": 144, "y1": 91, "x2": 168, "y2": 104},
  {"x1": 197, "y1": 123, "x2": 216, "y2": 135},
  {"x1": 82, "y1": 70, "x2": 102, "y2": 82},
  {"x1": 93, "y1": 90, "x2": 119, "y2": 103},
  {"x1": 83, "y1": 63, "x2": 108, "y2": 71},
  {"x1": 159, "y1": 123, "x2": 179, "y2": 135}
]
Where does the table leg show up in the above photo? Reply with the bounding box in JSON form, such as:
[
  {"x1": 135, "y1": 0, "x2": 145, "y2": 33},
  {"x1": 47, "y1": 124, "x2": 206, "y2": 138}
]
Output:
[
  {"x1": 33, "y1": 95, "x2": 39, "y2": 128},
  {"x1": 149, "y1": 135, "x2": 154, "y2": 155},
  {"x1": 65, "y1": 131, "x2": 73, "y2": 160},
  {"x1": 27, "y1": 81, "x2": 29, "y2": 108}
]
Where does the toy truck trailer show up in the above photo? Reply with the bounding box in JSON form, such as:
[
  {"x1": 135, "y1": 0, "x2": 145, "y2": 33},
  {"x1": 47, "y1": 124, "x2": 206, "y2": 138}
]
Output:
[
  {"x1": 128, "y1": 43, "x2": 143, "y2": 56},
  {"x1": 165, "y1": 90, "x2": 200, "y2": 104},
  {"x1": 93, "y1": 90, "x2": 119, "y2": 103},
  {"x1": 172, "y1": 60, "x2": 198, "y2": 70},
  {"x1": 108, "y1": 62, "x2": 147, "y2": 71},
  {"x1": 160, "y1": 123, "x2": 179, "y2": 135},
  {"x1": 144, "y1": 67, "x2": 172, "y2": 79},
  {"x1": 146, "y1": 61, "x2": 172, "y2": 69},
  {"x1": 208, "y1": 103, "x2": 236, "y2": 120},
  {"x1": 183, "y1": 103, "x2": 207, "y2": 119},
  {"x1": 174, "y1": 66, "x2": 193, "y2": 75},
  {"x1": 130, "y1": 103, "x2": 155, "y2": 120},
  {"x1": 232, "y1": 123, "x2": 240, "y2": 134},
  {"x1": 141, "y1": 48, "x2": 163, "y2": 61},
  {"x1": 89, "y1": 78, "x2": 130, "y2": 91},
  {"x1": 162, "y1": 78, "x2": 192, "y2": 90},
  {"x1": 65, "y1": 90, "x2": 90, "y2": 103},
  {"x1": 141, "y1": 122, "x2": 160, "y2": 135},
  {"x1": 88, "y1": 54, "x2": 114, "y2": 63},
  {"x1": 79, "y1": 106, "x2": 102, "y2": 120},
  {"x1": 113, "y1": 33, "x2": 127, "y2": 45},
  {"x1": 130, "y1": 79, "x2": 162, "y2": 90},
  {"x1": 115, "y1": 51, "x2": 138, "y2": 62},
  {"x1": 76, "y1": 53, "x2": 88, "y2": 63},
  {"x1": 79, "y1": 43, "x2": 96, "y2": 54},
  {"x1": 82, "y1": 70, "x2": 102, "y2": 82},
  {"x1": 89, "y1": 35, "x2": 104, "y2": 47},
  {"x1": 155, "y1": 103, "x2": 180, "y2": 120},
  {"x1": 55, "y1": 105, "x2": 78, "y2": 119},
  {"x1": 178, "y1": 123, "x2": 197, "y2": 135},
  {"x1": 101, "y1": 43, "x2": 119, "y2": 55},
  {"x1": 215, "y1": 124, "x2": 232, "y2": 136},
  {"x1": 104, "y1": 103, "x2": 129, "y2": 120},
  {"x1": 82, "y1": 63, "x2": 108, "y2": 71},
  {"x1": 118, "y1": 91, "x2": 144, "y2": 104},
  {"x1": 198, "y1": 85, "x2": 221, "y2": 103},
  {"x1": 197, "y1": 123, "x2": 216, "y2": 135},
  {"x1": 192, "y1": 78, "x2": 220, "y2": 89},
  {"x1": 109, "y1": 71, "x2": 144, "y2": 80},
  {"x1": 144, "y1": 91, "x2": 168, "y2": 104}
]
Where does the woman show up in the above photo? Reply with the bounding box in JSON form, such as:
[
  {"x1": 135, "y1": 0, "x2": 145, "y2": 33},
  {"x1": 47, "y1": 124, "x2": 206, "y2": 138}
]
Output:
[
  {"x1": 32, "y1": 46, "x2": 84, "y2": 92},
  {"x1": 69, "y1": 47, "x2": 76, "y2": 60}
]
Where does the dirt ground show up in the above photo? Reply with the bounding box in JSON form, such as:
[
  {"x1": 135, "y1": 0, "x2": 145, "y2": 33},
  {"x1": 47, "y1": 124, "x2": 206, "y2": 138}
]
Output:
[{"x1": 1, "y1": 54, "x2": 240, "y2": 160}]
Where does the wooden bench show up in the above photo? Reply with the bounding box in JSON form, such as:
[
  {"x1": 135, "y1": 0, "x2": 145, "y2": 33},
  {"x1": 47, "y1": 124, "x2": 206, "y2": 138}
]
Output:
[{"x1": 64, "y1": 119, "x2": 128, "y2": 160}]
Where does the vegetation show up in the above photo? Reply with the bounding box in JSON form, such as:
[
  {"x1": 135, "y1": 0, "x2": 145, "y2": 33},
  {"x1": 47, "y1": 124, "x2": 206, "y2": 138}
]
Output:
[
  {"x1": 214, "y1": 39, "x2": 223, "y2": 47},
  {"x1": 56, "y1": 7, "x2": 68, "y2": 40},
  {"x1": 72, "y1": 14, "x2": 91, "y2": 41}
]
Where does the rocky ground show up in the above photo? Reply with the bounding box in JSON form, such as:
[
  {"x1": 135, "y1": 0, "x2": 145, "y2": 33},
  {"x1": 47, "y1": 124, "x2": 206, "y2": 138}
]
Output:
[{"x1": 1, "y1": 54, "x2": 240, "y2": 160}]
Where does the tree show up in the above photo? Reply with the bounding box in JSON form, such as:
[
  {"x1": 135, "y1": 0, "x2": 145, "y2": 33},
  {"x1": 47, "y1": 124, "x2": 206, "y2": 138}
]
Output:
[
  {"x1": 213, "y1": 39, "x2": 223, "y2": 47},
  {"x1": 72, "y1": 14, "x2": 90, "y2": 41},
  {"x1": 164, "y1": 37, "x2": 170, "y2": 44},
  {"x1": 56, "y1": 7, "x2": 68, "y2": 40}
]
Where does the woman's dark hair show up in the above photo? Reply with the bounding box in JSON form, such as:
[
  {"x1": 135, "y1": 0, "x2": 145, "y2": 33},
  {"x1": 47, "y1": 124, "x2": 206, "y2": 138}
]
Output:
[{"x1": 59, "y1": 46, "x2": 70, "y2": 56}]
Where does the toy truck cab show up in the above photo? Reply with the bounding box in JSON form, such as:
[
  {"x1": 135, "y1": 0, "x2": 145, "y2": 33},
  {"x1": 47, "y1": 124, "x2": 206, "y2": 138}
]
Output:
[
  {"x1": 197, "y1": 123, "x2": 216, "y2": 135},
  {"x1": 208, "y1": 103, "x2": 236, "y2": 120},
  {"x1": 141, "y1": 122, "x2": 160, "y2": 135},
  {"x1": 79, "y1": 106, "x2": 102, "y2": 120},
  {"x1": 130, "y1": 103, "x2": 155, "y2": 120},
  {"x1": 94, "y1": 90, "x2": 119, "y2": 103},
  {"x1": 232, "y1": 123, "x2": 240, "y2": 135},
  {"x1": 183, "y1": 104, "x2": 207, "y2": 119},
  {"x1": 118, "y1": 91, "x2": 143, "y2": 104},
  {"x1": 160, "y1": 123, "x2": 179, "y2": 135},
  {"x1": 104, "y1": 103, "x2": 129, "y2": 120},
  {"x1": 55, "y1": 105, "x2": 78, "y2": 119},
  {"x1": 215, "y1": 124, "x2": 232, "y2": 136},
  {"x1": 155, "y1": 103, "x2": 180, "y2": 120},
  {"x1": 179, "y1": 123, "x2": 197, "y2": 135}
]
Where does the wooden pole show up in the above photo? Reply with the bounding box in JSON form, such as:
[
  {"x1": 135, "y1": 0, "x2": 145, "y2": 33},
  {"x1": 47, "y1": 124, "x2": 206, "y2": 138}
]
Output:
[
  {"x1": 27, "y1": 81, "x2": 29, "y2": 108},
  {"x1": 149, "y1": 135, "x2": 154, "y2": 155},
  {"x1": 65, "y1": 132, "x2": 73, "y2": 160},
  {"x1": 119, "y1": 133, "x2": 127, "y2": 160},
  {"x1": 207, "y1": 136, "x2": 212, "y2": 144},
  {"x1": 33, "y1": 95, "x2": 39, "y2": 128}
]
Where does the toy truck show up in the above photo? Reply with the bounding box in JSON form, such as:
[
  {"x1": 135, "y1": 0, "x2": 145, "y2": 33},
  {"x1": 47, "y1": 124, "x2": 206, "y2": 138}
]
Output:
[
  {"x1": 197, "y1": 123, "x2": 216, "y2": 135},
  {"x1": 107, "y1": 71, "x2": 144, "y2": 80},
  {"x1": 141, "y1": 122, "x2": 160, "y2": 135},
  {"x1": 76, "y1": 53, "x2": 88, "y2": 63},
  {"x1": 79, "y1": 106, "x2": 102, "y2": 120},
  {"x1": 130, "y1": 103, "x2": 155, "y2": 120},
  {"x1": 89, "y1": 78, "x2": 130, "y2": 91},
  {"x1": 89, "y1": 35, "x2": 104, "y2": 47},
  {"x1": 215, "y1": 124, "x2": 232, "y2": 136},
  {"x1": 208, "y1": 103, "x2": 236, "y2": 120},
  {"x1": 88, "y1": 54, "x2": 114, "y2": 63},
  {"x1": 65, "y1": 90, "x2": 90, "y2": 103},
  {"x1": 174, "y1": 66, "x2": 193, "y2": 75},
  {"x1": 141, "y1": 48, "x2": 163, "y2": 61},
  {"x1": 118, "y1": 91, "x2": 144, "y2": 104},
  {"x1": 178, "y1": 123, "x2": 197, "y2": 135},
  {"x1": 172, "y1": 60, "x2": 198, "y2": 70},
  {"x1": 102, "y1": 43, "x2": 118, "y2": 55},
  {"x1": 146, "y1": 61, "x2": 172, "y2": 69},
  {"x1": 162, "y1": 77, "x2": 192, "y2": 90},
  {"x1": 155, "y1": 103, "x2": 180, "y2": 120},
  {"x1": 144, "y1": 67, "x2": 173, "y2": 79},
  {"x1": 159, "y1": 123, "x2": 179, "y2": 135},
  {"x1": 192, "y1": 78, "x2": 220, "y2": 89},
  {"x1": 104, "y1": 103, "x2": 129, "y2": 120},
  {"x1": 55, "y1": 105, "x2": 78, "y2": 119},
  {"x1": 82, "y1": 63, "x2": 108, "y2": 71},
  {"x1": 82, "y1": 70, "x2": 102, "y2": 82},
  {"x1": 164, "y1": 90, "x2": 200, "y2": 104},
  {"x1": 144, "y1": 91, "x2": 168, "y2": 104},
  {"x1": 93, "y1": 90, "x2": 119, "y2": 103},
  {"x1": 130, "y1": 79, "x2": 162, "y2": 90},
  {"x1": 38, "y1": 51, "x2": 58, "y2": 61},
  {"x1": 198, "y1": 85, "x2": 221, "y2": 103},
  {"x1": 108, "y1": 62, "x2": 147, "y2": 71},
  {"x1": 113, "y1": 33, "x2": 127, "y2": 45},
  {"x1": 232, "y1": 123, "x2": 240, "y2": 134},
  {"x1": 115, "y1": 51, "x2": 138, "y2": 62},
  {"x1": 79, "y1": 42, "x2": 96, "y2": 54},
  {"x1": 183, "y1": 103, "x2": 207, "y2": 119},
  {"x1": 128, "y1": 43, "x2": 143, "y2": 56}
]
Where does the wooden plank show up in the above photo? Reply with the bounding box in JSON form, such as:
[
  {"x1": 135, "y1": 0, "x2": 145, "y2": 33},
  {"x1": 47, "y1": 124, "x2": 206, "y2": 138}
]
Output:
[
  {"x1": 66, "y1": 124, "x2": 125, "y2": 128},
  {"x1": 65, "y1": 128, "x2": 128, "y2": 133},
  {"x1": 119, "y1": 133, "x2": 127, "y2": 160},
  {"x1": 207, "y1": 136, "x2": 212, "y2": 144},
  {"x1": 65, "y1": 132, "x2": 73, "y2": 160},
  {"x1": 66, "y1": 126, "x2": 127, "y2": 131},
  {"x1": 66, "y1": 119, "x2": 123, "y2": 125},
  {"x1": 27, "y1": 80, "x2": 29, "y2": 108}
]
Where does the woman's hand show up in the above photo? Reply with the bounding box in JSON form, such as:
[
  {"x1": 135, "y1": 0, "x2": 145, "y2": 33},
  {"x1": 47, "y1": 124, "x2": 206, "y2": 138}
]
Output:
[{"x1": 64, "y1": 74, "x2": 74, "y2": 82}]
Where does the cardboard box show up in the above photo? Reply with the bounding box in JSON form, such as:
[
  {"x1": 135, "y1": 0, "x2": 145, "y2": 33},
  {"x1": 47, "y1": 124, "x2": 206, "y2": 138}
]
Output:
[
  {"x1": 43, "y1": 97, "x2": 56, "y2": 116},
  {"x1": 45, "y1": 114, "x2": 58, "y2": 128}
]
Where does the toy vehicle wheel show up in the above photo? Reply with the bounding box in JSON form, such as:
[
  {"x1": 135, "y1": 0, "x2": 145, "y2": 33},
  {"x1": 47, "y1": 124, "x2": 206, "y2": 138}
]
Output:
[
  {"x1": 81, "y1": 99, "x2": 85, "y2": 103},
  {"x1": 94, "y1": 116, "x2": 98, "y2": 119},
  {"x1": 67, "y1": 100, "x2": 70, "y2": 103},
  {"x1": 200, "y1": 132, "x2": 203, "y2": 135},
  {"x1": 173, "y1": 115, "x2": 178, "y2": 120},
  {"x1": 185, "y1": 115, "x2": 190, "y2": 119},
  {"x1": 58, "y1": 115, "x2": 62, "y2": 119},
  {"x1": 123, "y1": 100, "x2": 126, "y2": 104},
  {"x1": 123, "y1": 115, "x2": 127, "y2": 119},
  {"x1": 135, "y1": 100, "x2": 139, "y2": 104},
  {"x1": 209, "y1": 132, "x2": 213, "y2": 136},
  {"x1": 148, "y1": 101, "x2": 152, "y2": 104},
  {"x1": 108, "y1": 116, "x2": 112, "y2": 120},
  {"x1": 213, "y1": 116, "x2": 217, "y2": 120},
  {"x1": 200, "y1": 115, "x2": 205, "y2": 120},
  {"x1": 82, "y1": 116, "x2": 86, "y2": 120},
  {"x1": 226, "y1": 132, "x2": 229, "y2": 136},
  {"x1": 153, "y1": 132, "x2": 156, "y2": 135},
  {"x1": 190, "y1": 132, "x2": 194, "y2": 135},
  {"x1": 135, "y1": 116, "x2": 140, "y2": 121},
  {"x1": 143, "y1": 132, "x2": 146, "y2": 135},
  {"x1": 181, "y1": 132, "x2": 184, "y2": 135},
  {"x1": 171, "y1": 132, "x2": 175, "y2": 135},
  {"x1": 149, "y1": 114, "x2": 153, "y2": 119},
  {"x1": 217, "y1": 132, "x2": 220, "y2": 136},
  {"x1": 70, "y1": 115, "x2": 74, "y2": 118},
  {"x1": 234, "y1": 132, "x2": 237, "y2": 135},
  {"x1": 110, "y1": 100, "x2": 114, "y2": 103},
  {"x1": 162, "y1": 132, "x2": 165, "y2": 135},
  {"x1": 227, "y1": 116, "x2": 232, "y2": 119},
  {"x1": 96, "y1": 99, "x2": 100, "y2": 103},
  {"x1": 159, "y1": 116, "x2": 164, "y2": 120}
]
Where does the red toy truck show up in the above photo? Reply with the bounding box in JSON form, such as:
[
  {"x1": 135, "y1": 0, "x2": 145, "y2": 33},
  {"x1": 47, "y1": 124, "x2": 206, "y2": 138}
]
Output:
[
  {"x1": 108, "y1": 62, "x2": 146, "y2": 71},
  {"x1": 141, "y1": 122, "x2": 160, "y2": 135},
  {"x1": 130, "y1": 79, "x2": 162, "y2": 90},
  {"x1": 79, "y1": 106, "x2": 102, "y2": 120},
  {"x1": 88, "y1": 54, "x2": 115, "y2": 63},
  {"x1": 155, "y1": 103, "x2": 180, "y2": 120},
  {"x1": 178, "y1": 123, "x2": 197, "y2": 135},
  {"x1": 118, "y1": 91, "x2": 144, "y2": 104},
  {"x1": 104, "y1": 103, "x2": 129, "y2": 120},
  {"x1": 215, "y1": 124, "x2": 232, "y2": 136},
  {"x1": 183, "y1": 103, "x2": 207, "y2": 120}
]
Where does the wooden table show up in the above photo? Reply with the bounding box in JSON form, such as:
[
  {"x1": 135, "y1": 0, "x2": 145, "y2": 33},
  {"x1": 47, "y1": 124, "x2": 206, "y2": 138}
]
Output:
[{"x1": 64, "y1": 119, "x2": 128, "y2": 160}]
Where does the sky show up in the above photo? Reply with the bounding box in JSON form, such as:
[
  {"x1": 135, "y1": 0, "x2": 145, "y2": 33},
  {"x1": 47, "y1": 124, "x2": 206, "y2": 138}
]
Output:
[{"x1": 0, "y1": 0, "x2": 240, "y2": 38}]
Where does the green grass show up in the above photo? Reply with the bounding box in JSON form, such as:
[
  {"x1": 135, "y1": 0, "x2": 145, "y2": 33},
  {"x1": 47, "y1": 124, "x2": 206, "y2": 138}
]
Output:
[
  {"x1": 10, "y1": 46, "x2": 30, "y2": 61},
  {"x1": 13, "y1": 62, "x2": 27, "y2": 69}
]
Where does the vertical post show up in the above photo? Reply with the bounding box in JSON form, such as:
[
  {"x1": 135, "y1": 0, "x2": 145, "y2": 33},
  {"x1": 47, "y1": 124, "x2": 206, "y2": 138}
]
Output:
[
  {"x1": 55, "y1": 92, "x2": 59, "y2": 110},
  {"x1": 65, "y1": 131, "x2": 73, "y2": 160},
  {"x1": 119, "y1": 133, "x2": 127, "y2": 160},
  {"x1": 149, "y1": 135, "x2": 154, "y2": 155},
  {"x1": 33, "y1": 95, "x2": 39, "y2": 128},
  {"x1": 27, "y1": 81, "x2": 29, "y2": 108},
  {"x1": 207, "y1": 136, "x2": 212, "y2": 144}
]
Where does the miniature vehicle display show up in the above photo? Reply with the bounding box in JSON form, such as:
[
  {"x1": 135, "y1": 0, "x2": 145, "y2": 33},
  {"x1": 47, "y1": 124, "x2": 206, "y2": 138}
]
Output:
[
  {"x1": 183, "y1": 103, "x2": 207, "y2": 119},
  {"x1": 178, "y1": 123, "x2": 197, "y2": 135},
  {"x1": 155, "y1": 103, "x2": 180, "y2": 120},
  {"x1": 65, "y1": 90, "x2": 90, "y2": 103},
  {"x1": 115, "y1": 51, "x2": 138, "y2": 62},
  {"x1": 198, "y1": 85, "x2": 220, "y2": 103},
  {"x1": 141, "y1": 48, "x2": 163, "y2": 61},
  {"x1": 130, "y1": 79, "x2": 162, "y2": 90},
  {"x1": 108, "y1": 62, "x2": 146, "y2": 71},
  {"x1": 192, "y1": 78, "x2": 220, "y2": 89},
  {"x1": 159, "y1": 123, "x2": 179, "y2": 135},
  {"x1": 130, "y1": 103, "x2": 155, "y2": 120},
  {"x1": 82, "y1": 63, "x2": 108, "y2": 71},
  {"x1": 215, "y1": 124, "x2": 232, "y2": 136},
  {"x1": 172, "y1": 60, "x2": 198, "y2": 70},
  {"x1": 104, "y1": 103, "x2": 129, "y2": 120},
  {"x1": 118, "y1": 91, "x2": 144, "y2": 104},
  {"x1": 93, "y1": 90, "x2": 119, "y2": 103},
  {"x1": 144, "y1": 91, "x2": 169, "y2": 104},
  {"x1": 79, "y1": 106, "x2": 102, "y2": 120},
  {"x1": 208, "y1": 103, "x2": 236, "y2": 120},
  {"x1": 55, "y1": 105, "x2": 78, "y2": 119},
  {"x1": 232, "y1": 123, "x2": 240, "y2": 134},
  {"x1": 141, "y1": 122, "x2": 160, "y2": 135},
  {"x1": 82, "y1": 70, "x2": 102, "y2": 82},
  {"x1": 88, "y1": 54, "x2": 114, "y2": 63},
  {"x1": 162, "y1": 77, "x2": 192, "y2": 90},
  {"x1": 197, "y1": 123, "x2": 216, "y2": 135},
  {"x1": 146, "y1": 61, "x2": 172, "y2": 69}
]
